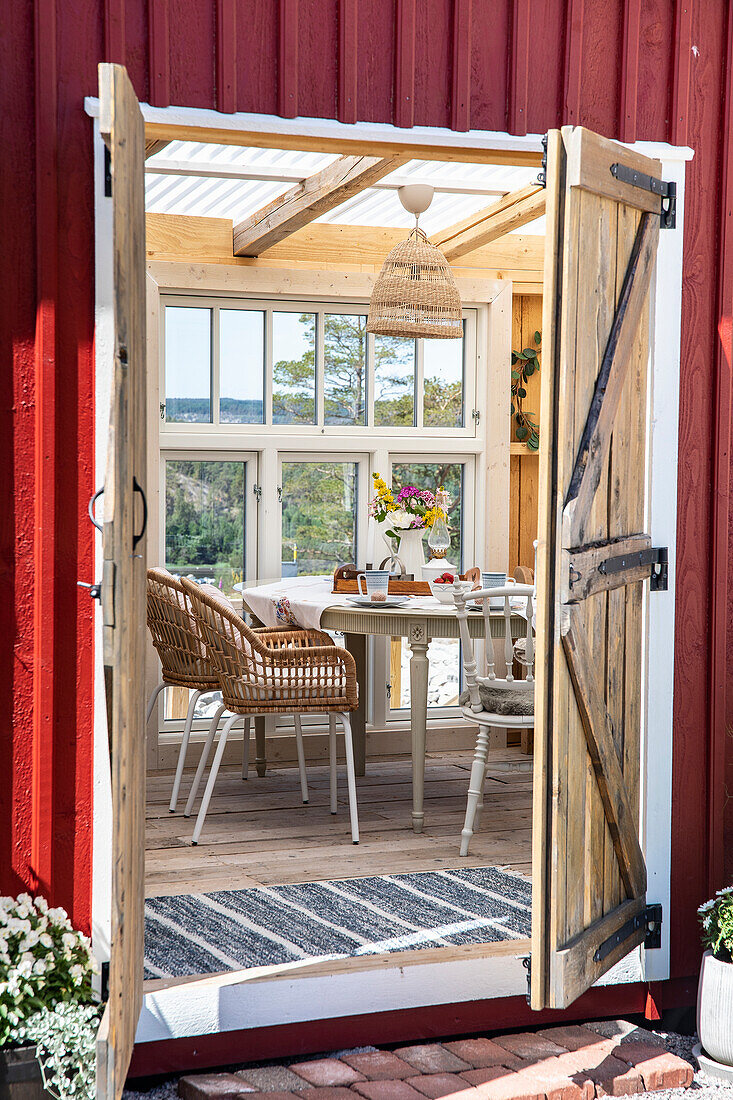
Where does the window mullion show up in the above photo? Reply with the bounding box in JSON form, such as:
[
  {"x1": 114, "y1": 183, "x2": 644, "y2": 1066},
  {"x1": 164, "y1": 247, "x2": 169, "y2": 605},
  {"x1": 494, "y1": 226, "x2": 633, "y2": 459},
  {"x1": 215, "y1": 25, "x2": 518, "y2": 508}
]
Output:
[
  {"x1": 366, "y1": 332, "x2": 375, "y2": 427},
  {"x1": 264, "y1": 309, "x2": 273, "y2": 426},
  {"x1": 211, "y1": 304, "x2": 220, "y2": 425},
  {"x1": 316, "y1": 311, "x2": 325, "y2": 425},
  {"x1": 416, "y1": 338, "x2": 424, "y2": 428}
]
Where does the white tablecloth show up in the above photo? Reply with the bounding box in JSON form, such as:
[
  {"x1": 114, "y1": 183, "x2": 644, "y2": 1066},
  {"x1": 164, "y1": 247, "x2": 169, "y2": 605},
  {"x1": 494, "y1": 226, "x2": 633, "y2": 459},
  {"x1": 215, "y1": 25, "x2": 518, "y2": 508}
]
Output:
[
  {"x1": 240, "y1": 576, "x2": 531, "y2": 632},
  {"x1": 240, "y1": 576, "x2": 444, "y2": 630}
]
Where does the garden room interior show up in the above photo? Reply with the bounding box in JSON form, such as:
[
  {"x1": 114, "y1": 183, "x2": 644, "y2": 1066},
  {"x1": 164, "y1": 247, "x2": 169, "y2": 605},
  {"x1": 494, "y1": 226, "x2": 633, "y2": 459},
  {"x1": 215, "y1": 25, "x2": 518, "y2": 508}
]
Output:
[{"x1": 141, "y1": 134, "x2": 546, "y2": 986}]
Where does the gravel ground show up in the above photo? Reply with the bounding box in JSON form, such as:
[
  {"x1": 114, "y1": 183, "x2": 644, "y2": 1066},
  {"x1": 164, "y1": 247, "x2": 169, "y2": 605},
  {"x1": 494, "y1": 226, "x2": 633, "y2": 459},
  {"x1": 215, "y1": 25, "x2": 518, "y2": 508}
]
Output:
[{"x1": 123, "y1": 1030, "x2": 733, "y2": 1100}]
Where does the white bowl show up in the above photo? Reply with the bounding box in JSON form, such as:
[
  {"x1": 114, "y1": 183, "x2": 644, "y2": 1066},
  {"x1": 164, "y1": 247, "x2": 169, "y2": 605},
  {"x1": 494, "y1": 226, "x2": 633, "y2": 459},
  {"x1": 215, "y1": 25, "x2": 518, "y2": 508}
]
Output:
[{"x1": 429, "y1": 579, "x2": 475, "y2": 604}]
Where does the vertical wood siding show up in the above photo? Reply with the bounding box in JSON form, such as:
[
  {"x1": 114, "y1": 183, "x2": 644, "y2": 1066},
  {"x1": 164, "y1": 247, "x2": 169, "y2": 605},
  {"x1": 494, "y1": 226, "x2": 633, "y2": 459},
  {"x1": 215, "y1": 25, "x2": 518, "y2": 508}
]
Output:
[{"x1": 1, "y1": 0, "x2": 730, "y2": 986}]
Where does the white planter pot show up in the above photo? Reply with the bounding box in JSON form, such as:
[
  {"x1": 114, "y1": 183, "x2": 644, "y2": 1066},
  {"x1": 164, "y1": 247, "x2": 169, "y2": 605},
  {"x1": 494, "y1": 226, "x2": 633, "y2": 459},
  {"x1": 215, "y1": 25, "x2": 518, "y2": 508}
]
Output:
[{"x1": 698, "y1": 949, "x2": 733, "y2": 1065}]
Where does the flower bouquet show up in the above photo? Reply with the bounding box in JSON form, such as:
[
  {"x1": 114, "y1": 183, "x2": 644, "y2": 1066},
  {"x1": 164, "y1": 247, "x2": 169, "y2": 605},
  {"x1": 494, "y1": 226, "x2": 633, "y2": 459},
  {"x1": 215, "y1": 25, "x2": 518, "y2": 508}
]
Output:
[
  {"x1": 1, "y1": 893, "x2": 101, "y2": 1100},
  {"x1": 370, "y1": 473, "x2": 444, "y2": 540}
]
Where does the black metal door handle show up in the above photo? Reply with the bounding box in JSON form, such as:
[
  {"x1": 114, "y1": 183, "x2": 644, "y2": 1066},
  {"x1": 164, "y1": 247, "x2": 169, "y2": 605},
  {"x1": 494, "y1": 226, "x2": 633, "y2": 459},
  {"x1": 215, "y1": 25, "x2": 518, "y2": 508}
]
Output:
[
  {"x1": 88, "y1": 487, "x2": 104, "y2": 532},
  {"x1": 132, "y1": 477, "x2": 147, "y2": 549}
]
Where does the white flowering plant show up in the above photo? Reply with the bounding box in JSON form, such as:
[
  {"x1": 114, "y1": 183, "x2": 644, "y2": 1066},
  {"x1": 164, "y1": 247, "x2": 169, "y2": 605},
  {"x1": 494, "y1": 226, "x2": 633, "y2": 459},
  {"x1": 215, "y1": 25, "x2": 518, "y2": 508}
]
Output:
[
  {"x1": 0, "y1": 893, "x2": 99, "y2": 1047},
  {"x1": 698, "y1": 886, "x2": 733, "y2": 961}
]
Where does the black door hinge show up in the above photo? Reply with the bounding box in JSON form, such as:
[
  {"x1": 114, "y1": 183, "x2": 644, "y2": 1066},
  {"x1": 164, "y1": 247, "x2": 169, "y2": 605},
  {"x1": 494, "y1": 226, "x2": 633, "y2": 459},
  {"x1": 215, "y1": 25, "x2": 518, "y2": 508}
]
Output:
[
  {"x1": 537, "y1": 133, "x2": 548, "y2": 188},
  {"x1": 523, "y1": 955, "x2": 531, "y2": 1003},
  {"x1": 610, "y1": 163, "x2": 676, "y2": 228},
  {"x1": 100, "y1": 960, "x2": 110, "y2": 1002},
  {"x1": 597, "y1": 546, "x2": 668, "y2": 592},
  {"x1": 104, "y1": 145, "x2": 112, "y2": 198},
  {"x1": 594, "y1": 903, "x2": 662, "y2": 963}
]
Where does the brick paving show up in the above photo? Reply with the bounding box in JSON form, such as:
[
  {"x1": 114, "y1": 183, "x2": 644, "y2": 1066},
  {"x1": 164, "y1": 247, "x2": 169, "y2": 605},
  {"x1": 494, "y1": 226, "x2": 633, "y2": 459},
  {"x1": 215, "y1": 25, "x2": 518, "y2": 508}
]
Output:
[{"x1": 177, "y1": 1022, "x2": 694, "y2": 1100}]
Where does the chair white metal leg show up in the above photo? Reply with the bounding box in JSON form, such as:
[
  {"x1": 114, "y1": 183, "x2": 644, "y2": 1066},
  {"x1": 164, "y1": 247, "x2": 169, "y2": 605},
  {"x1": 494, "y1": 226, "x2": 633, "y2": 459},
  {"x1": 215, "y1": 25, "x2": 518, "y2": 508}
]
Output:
[
  {"x1": 241, "y1": 716, "x2": 251, "y2": 779},
  {"x1": 184, "y1": 702, "x2": 226, "y2": 817},
  {"x1": 192, "y1": 713, "x2": 238, "y2": 845},
  {"x1": 293, "y1": 714, "x2": 309, "y2": 803},
  {"x1": 328, "y1": 714, "x2": 337, "y2": 814},
  {"x1": 337, "y1": 712, "x2": 359, "y2": 844},
  {"x1": 460, "y1": 724, "x2": 491, "y2": 856},
  {"x1": 169, "y1": 689, "x2": 202, "y2": 813},
  {"x1": 146, "y1": 681, "x2": 166, "y2": 725}
]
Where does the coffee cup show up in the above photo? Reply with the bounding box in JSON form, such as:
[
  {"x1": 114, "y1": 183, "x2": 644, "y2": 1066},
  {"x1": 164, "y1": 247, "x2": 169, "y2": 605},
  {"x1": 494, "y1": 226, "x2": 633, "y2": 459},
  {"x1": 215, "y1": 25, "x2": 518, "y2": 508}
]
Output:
[{"x1": 357, "y1": 569, "x2": 390, "y2": 602}]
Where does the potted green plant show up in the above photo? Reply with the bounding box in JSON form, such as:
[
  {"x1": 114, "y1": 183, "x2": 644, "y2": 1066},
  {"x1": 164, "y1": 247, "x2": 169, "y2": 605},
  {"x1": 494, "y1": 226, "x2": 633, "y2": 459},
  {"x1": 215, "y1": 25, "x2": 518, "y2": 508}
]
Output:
[
  {"x1": 0, "y1": 894, "x2": 101, "y2": 1100},
  {"x1": 697, "y1": 887, "x2": 733, "y2": 1066}
]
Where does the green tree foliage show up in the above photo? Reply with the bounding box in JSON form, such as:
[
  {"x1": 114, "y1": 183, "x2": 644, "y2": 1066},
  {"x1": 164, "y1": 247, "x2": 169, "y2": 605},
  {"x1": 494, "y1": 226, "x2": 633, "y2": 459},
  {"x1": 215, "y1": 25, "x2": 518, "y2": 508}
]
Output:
[
  {"x1": 281, "y1": 461, "x2": 357, "y2": 574},
  {"x1": 165, "y1": 460, "x2": 245, "y2": 590}
]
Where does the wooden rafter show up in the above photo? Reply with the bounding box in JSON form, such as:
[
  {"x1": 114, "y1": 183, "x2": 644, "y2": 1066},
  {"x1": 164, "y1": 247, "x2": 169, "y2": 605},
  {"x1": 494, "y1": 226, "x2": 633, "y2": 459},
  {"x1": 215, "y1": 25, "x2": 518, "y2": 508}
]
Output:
[
  {"x1": 145, "y1": 139, "x2": 170, "y2": 159},
  {"x1": 433, "y1": 183, "x2": 546, "y2": 262},
  {"x1": 233, "y1": 154, "x2": 405, "y2": 256}
]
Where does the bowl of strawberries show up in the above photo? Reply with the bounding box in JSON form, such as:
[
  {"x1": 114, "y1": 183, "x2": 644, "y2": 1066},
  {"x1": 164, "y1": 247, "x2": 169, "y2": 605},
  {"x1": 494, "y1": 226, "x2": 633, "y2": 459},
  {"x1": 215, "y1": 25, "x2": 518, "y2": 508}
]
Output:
[{"x1": 428, "y1": 572, "x2": 476, "y2": 604}]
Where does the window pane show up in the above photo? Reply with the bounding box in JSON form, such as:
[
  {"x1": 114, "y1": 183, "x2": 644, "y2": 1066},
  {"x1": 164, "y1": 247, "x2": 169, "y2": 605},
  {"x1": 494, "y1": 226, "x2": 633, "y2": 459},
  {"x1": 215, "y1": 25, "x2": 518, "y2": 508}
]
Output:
[
  {"x1": 391, "y1": 461, "x2": 464, "y2": 565},
  {"x1": 391, "y1": 638, "x2": 461, "y2": 711},
  {"x1": 374, "y1": 336, "x2": 415, "y2": 426},
  {"x1": 164, "y1": 459, "x2": 245, "y2": 599},
  {"x1": 165, "y1": 306, "x2": 211, "y2": 423},
  {"x1": 423, "y1": 333, "x2": 464, "y2": 427},
  {"x1": 220, "y1": 309, "x2": 264, "y2": 424},
  {"x1": 324, "y1": 314, "x2": 366, "y2": 426},
  {"x1": 389, "y1": 460, "x2": 464, "y2": 711},
  {"x1": 273, "y1": 312, "x2": 316, "y2": 424},
  {"x1": 281, "y1": 461, "x2": 357, "y2": 575}
]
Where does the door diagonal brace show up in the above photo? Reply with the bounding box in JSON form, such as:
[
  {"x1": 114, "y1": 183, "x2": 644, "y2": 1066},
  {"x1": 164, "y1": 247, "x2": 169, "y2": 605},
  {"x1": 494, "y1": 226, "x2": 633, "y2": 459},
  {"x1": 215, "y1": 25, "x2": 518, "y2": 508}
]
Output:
[{"x1": 563, "y1": 212, "x2": 659, "y2": 547}]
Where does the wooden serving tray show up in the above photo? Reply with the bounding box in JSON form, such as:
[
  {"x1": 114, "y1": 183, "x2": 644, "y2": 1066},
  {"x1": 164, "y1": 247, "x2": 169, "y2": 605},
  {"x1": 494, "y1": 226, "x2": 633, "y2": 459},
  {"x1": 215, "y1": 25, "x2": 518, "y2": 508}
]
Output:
[{"x1": 332, "y1": 564, "x2": 480, "y2": 596}]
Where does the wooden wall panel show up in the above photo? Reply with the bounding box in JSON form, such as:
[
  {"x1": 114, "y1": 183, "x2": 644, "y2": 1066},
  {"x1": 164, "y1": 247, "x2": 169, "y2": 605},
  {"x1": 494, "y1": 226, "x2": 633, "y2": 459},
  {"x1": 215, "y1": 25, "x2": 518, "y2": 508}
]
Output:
[{"x1": 168, "y1": 0, "x2": 215, "y2": 108}]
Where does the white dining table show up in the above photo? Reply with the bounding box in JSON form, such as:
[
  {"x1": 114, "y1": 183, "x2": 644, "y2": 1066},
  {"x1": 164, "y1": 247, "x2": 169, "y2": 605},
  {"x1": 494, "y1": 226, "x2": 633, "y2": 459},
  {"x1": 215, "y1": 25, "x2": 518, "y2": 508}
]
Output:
[{"x1": 239, "y1": 579, "x2": 525, "y2": 833}]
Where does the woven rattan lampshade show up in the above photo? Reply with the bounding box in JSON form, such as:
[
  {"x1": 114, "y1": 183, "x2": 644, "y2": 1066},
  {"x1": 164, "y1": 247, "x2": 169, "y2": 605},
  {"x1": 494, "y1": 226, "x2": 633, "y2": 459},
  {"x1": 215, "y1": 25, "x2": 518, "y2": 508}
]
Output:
[{"x1": 367, "y1": 226, "x2": 463, "y2": 339}]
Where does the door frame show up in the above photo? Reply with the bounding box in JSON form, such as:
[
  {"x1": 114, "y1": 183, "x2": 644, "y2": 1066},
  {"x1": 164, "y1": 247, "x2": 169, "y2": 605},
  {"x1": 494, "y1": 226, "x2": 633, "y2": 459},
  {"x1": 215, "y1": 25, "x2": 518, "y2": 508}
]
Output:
[{"x1": 87, "y1": 97, "x2": 690, "y2": 1034}]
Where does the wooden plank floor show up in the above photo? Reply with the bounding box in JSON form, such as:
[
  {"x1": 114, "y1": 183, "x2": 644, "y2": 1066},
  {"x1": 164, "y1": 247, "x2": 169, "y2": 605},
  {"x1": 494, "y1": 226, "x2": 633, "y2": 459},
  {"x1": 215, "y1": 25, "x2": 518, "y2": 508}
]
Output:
[{"x1": 145, "y1": 749, "x2": 533, "y2": 898}]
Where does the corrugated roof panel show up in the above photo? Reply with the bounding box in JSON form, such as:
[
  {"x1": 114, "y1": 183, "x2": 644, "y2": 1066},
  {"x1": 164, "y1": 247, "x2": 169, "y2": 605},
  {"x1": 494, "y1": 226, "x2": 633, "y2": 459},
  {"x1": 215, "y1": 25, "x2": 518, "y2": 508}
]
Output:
[{"x1": 144, "y1": 142, "x2": 541, "y2": 232}]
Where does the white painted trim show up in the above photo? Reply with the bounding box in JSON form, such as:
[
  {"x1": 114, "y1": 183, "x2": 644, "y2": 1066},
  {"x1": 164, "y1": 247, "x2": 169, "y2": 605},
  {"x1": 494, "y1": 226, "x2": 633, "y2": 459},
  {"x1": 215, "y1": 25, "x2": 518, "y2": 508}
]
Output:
[
  {"x1": 640, "y1": 152, "x2": 690, "y2": 982},
  {"x1": 136, "y1": 953, "x2": 529, "y2": 1043}
]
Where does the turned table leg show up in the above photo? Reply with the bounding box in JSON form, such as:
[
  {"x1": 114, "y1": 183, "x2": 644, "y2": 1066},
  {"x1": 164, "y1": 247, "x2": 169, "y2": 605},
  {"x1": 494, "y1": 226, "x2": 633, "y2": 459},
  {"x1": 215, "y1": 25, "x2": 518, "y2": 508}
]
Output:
[{"x1": 408, "y1": 623, "x2": 430, "y2": 834}]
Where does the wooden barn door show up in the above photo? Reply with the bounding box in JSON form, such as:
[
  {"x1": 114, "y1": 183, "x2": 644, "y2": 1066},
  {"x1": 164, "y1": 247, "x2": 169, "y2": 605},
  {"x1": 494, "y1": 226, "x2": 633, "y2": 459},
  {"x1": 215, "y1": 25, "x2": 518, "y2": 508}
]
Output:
[
  {"x1": 531, "y1": 127, "x2": 668, "y2": 1009},
  {"x1": 96, "y1": 63, "x2": 147, "y2": 1098}
]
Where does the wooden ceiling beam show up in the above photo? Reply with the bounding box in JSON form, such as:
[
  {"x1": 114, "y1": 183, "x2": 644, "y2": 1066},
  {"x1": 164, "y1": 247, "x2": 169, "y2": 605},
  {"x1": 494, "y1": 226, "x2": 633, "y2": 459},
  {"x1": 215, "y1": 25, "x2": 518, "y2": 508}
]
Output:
[
  {"x1": 433, "y1": 182, "x2": 545, "y2": 261},
  {"x1": 233, "y1": 154, "x2": 405, "y2": 256}
]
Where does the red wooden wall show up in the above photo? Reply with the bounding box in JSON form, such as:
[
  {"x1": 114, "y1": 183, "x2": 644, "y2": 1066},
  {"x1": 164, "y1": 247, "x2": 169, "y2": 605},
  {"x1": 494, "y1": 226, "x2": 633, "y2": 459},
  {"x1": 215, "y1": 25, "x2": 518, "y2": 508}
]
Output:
[{"x1": 1, "y1": 0, "x2": 731, "y2": 987}]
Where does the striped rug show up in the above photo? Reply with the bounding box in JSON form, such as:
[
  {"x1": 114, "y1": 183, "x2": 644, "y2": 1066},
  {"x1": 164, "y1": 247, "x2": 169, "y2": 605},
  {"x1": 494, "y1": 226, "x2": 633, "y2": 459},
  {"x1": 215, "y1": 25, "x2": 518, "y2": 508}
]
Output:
[{"x1": 144, "y1": 866, "x2": 531, "y2": 979}]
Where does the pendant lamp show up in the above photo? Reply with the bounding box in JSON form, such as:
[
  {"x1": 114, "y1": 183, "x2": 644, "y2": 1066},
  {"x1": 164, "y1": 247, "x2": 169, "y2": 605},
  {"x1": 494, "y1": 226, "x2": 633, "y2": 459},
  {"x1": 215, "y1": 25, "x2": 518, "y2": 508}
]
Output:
[{"x1": 367, "y1": 185, "x2": 463, "y2": 339}]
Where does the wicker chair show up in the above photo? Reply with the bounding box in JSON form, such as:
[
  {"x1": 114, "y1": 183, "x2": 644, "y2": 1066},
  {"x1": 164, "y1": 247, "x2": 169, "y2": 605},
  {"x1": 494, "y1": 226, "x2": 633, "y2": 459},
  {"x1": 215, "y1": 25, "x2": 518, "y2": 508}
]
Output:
[
  {"x1": 180, "y1": 577, "x2": 361, "y2": 846},
  {"x1": 453, "y1": 583, "x2": 535, "y2": 856},
  {"x1": 146, "y1": 568, "x2": 224, "y2": 813}
]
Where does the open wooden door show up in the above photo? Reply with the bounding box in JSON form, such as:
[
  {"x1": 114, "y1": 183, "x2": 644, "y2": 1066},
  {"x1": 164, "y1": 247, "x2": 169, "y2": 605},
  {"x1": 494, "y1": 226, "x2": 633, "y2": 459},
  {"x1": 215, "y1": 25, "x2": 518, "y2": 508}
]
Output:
[
  {"x1": 531, "y1": 127, "x2": 670, "y2": 1009},
  {"x1": 95, "y1": 64, "x2": 147, "y2": 1097}
]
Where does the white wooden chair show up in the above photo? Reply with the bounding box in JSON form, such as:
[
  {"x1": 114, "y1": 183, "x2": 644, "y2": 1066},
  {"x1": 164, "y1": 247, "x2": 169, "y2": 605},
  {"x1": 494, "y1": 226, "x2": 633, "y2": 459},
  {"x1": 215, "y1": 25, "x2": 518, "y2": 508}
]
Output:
[
  {"x1": 181, "y1": 577, "x2": 360, "y2": 846},
  {"x1": 453, "y1": 582, "x2": 535, "y2": 856}
]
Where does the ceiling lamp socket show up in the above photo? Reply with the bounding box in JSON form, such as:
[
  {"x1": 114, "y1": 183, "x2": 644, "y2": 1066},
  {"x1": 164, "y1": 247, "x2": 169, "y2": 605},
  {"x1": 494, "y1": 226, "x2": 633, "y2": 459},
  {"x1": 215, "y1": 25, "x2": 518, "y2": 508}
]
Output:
[{"x1": 397, "y1": 184, "x2": 435, "y2": 216}]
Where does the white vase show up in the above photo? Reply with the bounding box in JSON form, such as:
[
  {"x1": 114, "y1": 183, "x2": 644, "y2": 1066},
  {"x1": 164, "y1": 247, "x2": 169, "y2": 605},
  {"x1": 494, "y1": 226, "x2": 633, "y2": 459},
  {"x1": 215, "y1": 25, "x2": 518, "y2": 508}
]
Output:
[
  {"x1": 396, "y1": 527, "x2": 426, "y2": 580},
  {"x1": 698, "y1": 949, "x2": 733, "y2": 1065}
]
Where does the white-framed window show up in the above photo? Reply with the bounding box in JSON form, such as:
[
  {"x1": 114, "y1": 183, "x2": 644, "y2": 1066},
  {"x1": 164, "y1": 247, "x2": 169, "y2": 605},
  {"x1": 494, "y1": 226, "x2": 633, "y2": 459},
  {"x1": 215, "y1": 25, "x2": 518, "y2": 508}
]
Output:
[
  {"x1": 160, "y1": 295, "x2": 478, "y2": 438},
  {"x1": 156, "y1": 291, "x2": 491, "y2": 735}
]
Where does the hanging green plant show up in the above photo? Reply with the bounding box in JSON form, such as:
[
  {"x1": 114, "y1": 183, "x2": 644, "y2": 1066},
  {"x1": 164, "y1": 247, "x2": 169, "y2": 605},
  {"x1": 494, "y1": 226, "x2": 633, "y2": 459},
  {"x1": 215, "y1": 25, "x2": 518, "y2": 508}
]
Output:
[{"x1": 511, "y1": 329, "x2": 541, "y2": 451}]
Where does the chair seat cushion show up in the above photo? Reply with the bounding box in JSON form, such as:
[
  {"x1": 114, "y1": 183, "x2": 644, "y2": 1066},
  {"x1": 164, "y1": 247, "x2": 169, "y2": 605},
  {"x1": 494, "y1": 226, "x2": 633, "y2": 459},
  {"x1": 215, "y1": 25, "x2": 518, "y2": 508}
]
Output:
[{"x1": 459, "y1": 681, "x2": 534, "y2": 716}]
